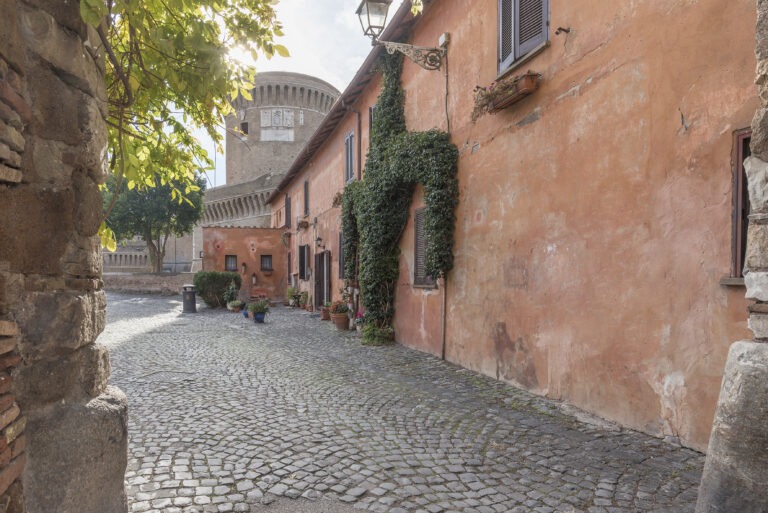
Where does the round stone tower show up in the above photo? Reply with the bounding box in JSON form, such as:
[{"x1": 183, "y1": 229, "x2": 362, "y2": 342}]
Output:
[{"x1": 225, "y1": 71, "x2": 340, "y2": 186}]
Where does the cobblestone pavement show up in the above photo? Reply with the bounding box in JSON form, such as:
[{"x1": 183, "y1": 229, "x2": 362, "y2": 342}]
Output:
[{"x1": 101, "y1": 293, "x2": 704, "y2": 513}]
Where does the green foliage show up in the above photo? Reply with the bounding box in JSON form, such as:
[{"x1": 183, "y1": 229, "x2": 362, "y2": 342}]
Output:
[
  {"x1": 83, "y1": 0, "x2": 287, "y2": 248},
  {"x1": 330, "y1": 301, "x2": 349, "y2": 314},
  {"x1": 227, "y1": 299, "x2": 244, "y2": 309},
  {"x1": 342, "y1": 53, "x2": 459, "y2": 329},
  {"x1": 361, "y1": 324, "x2": 395, "y2": 346},
  {"x1": 103, "y1": 174, "x2": 206, "y2": 272},
  {"x1": 193, "y1": 271, "x2": 242, "y2": 308},
  {"x1": 223, "y1": 281, "x2": 239, "y2": 303},
  {"x1": 247, "y1": 299, "x2": 270, "y2": 314}
]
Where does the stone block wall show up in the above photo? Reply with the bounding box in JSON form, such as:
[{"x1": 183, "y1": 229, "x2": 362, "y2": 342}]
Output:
[{"x1": 0, "y1": 1, "x2": 128, "y2": 512}]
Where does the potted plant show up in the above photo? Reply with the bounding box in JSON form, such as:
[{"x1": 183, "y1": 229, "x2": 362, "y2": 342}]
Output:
[
  {"x1": 223, "y1": 281, "x2": 238, "y2": 307},
  {"x1": 227, "y1": 299, "x2": 245, "y2": 313},
  {"x1": 320, "y1": 302, "x2": 332, "y2": 321},
  {"x1": 472, "y1": 71, "x2": 541, "y2": 121},
  {"x1": 286, "y1": 286, "x2": 298, "y2": 307},
  {"x1": 330, "y1": 301, "x2": 350, "y2": 331},
  {"x1": 248, "y1": 299, "x2": 270, "y2": 323},
  {"x1": 354, "y1": 311, "x2": 364, "y2": 333}
]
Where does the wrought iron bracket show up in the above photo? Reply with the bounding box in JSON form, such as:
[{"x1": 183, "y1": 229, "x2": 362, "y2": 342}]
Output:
[{"x1": 376, "y1": 39, "x2": 446, "y2": 71}]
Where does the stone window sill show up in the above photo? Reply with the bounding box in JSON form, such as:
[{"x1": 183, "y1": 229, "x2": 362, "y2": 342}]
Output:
[{"x1": 720, "y1": 276, "x2": 745, "y2": 287}]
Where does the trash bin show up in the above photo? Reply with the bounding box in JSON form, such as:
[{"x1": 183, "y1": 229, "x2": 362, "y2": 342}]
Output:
[{"x1": 182, "y1": 284, "x2": 197, "y2": 313}]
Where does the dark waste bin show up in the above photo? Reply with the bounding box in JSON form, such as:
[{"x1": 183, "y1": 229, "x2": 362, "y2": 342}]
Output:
[{"x1": 182, "y1": 284, "x2": 197, "y2": 313}]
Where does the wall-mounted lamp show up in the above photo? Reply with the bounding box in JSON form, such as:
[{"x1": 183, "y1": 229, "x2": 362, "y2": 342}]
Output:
[
  {"x1": 251, "y1": 273, "x2": 257, "y2": 286},
  {"x1": 199, "y1": 251, "x2": 204, "y2": 258},
  {"x1": 356, "y1": 0, "x2": 447, "y2": 71},
  {"x1": 241, "y1": 262, "x2": 247, "y2": 274},
  {"x1": 315, "y1": 237, "x2": 325, "y2": 249}
]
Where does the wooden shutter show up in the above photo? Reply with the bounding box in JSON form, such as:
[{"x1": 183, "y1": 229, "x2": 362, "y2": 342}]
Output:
[
  {"x1": 515, "y1": 0, "x2": 547, "y2": 57},
  {"x1": 413, "y1": 209, "x2": 435, "y2": 287},
  {"x1": 285, "y1": 194, "x2": 291, "y2": 228},
  {"x1": 298, "y1": 245, "x2": 306, "y2": 280},
  {"x1": 499, "y1": 0, "x2": 514, "y2": 70}
]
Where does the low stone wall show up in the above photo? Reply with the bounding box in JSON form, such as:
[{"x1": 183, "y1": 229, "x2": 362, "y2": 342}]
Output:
[{"x1": 103, "y1": 273, "x2": 194, "y2": 296}]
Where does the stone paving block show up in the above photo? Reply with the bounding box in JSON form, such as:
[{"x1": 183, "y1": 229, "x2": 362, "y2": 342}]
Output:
[{"x1": 103, "y1": 295, "x2": 704, "y2": 513}]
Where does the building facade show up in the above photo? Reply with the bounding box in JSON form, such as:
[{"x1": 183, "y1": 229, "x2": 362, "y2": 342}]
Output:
[{"x1": 267, "y1": 0, "x2": 757, "y2": 451}]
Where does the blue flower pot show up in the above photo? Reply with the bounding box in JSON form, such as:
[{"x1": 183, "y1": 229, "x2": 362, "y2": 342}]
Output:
[
  {"x1": 254, "y1": 312, "x2": 266, "y2": 323},
  {"x1": 242, "y1": 310, "x2": 248, "y2": 318}
]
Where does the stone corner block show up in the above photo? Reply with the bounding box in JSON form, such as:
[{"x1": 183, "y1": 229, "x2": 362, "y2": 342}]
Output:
[
  {"x1": 744, "y1": 271, "x2": 768, "y2": 301},
  {"x1": 745, "y1": 156, "x2": 768, "y2": 213},
  {"x1": 23, "y1": 386, "x2": 128, "y2": 513}
]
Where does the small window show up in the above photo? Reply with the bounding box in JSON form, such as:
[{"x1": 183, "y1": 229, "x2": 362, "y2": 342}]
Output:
[
  {"x1": 298, "y1": 244, "x2": 310, "y2": 280},
  {"x1": 299, "y1": 110, "x2": 305, "y2": 125},
  {"x1": 304, "y1": 180, "x2": 310, "y2": 216},
  {"x1": 369, "y1": 105, "x2": 376, "y2": 134},
  {"x1": 414, "y1": 209, "x2": 437, "y2": 287},
  {"x1": 240, "y1": 122, "x2": 249, "y2": 135},
  {"x1": 345, "y1": 132, "x2": 355, "y2": 182},
  {"x1": 732, "y1": 129, "x2": 752, "y2": 278},
  {"x1": 499, "y1": 0, "x2": 549, "y2": 73},
  {"x1": 261, "y1": 255, "x2": 273, "y2": 271},
  {"x1": 285, "y1": 194, "x2": 292, "y2": 228},
  {"x1": 225, "y1": 255, "x2": 238, "y2": 272}
]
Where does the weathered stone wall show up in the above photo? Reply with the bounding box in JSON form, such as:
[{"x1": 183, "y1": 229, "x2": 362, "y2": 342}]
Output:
[
  {"x1": 696, "y1": 0, "x2": 768, "y2": 510},
  {"x1": 104, "y1": 272, "x2": 193, "y2": 296},
  {"x1": 0, "y1": 2, "x2": 127, "y2": 512}
]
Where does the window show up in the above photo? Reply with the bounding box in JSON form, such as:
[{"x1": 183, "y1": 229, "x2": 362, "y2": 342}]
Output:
[
  {"x1": 298, "y1": 244, "x2": 310, "y2": 280},
  {"x1": 304, "y1": 180, "x2": 310, "y2": 216},
  {"x1": 345, "y1": 132, "x2": 355, "y2": 182},
  {"x1": 260, "y1": 255, "x2": 273, "y2": 271},
  {"x1": 285, "y1": 194, "x2": 291, "y2": 228},
  {"x1": 240, "y1": 122, "x2": 249, "y2": 135},
  {"x1": 299, "y1": 110, "x2": 305, "y2": 126},
  {"x1": 369, "y1": 105, "x2": 376, "y2": 135},
  {"x1": 224, "y1": 255, "x2": 238, "y2": 272},
  {"x1": 499, "y1": 0, "x2": 549, "y2": 73},
  {"x1": 414, "y1": 208, "x2": 436, "y2": 287},
  {"x1": 732, "y1": 129, "x2": 752, "y2": 278}
]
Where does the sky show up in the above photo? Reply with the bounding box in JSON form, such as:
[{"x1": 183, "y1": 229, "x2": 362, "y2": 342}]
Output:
[{"x1": 199, "y1": 0, "x2": 406, "y2": 188}]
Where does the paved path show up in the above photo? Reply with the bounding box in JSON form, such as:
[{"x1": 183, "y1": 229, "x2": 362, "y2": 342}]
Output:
[{"x1": 101, "y1": 293, "x2": 704, "y2": 513}]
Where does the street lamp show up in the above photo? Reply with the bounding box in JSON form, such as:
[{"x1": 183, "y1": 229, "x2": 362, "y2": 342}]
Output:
[{"x1": 355, "y1": 0, "x2": 447, "y2": 71}]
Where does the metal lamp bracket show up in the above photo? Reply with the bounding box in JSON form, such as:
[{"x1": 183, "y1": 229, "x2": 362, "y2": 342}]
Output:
[{"x1": 376, "y1": 39, "x2": 446, "y2": 71}]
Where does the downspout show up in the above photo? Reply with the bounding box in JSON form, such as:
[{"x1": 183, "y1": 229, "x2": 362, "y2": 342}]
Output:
[{"x1": 441, "y1": 274, "x2": 447, "y2": 360}]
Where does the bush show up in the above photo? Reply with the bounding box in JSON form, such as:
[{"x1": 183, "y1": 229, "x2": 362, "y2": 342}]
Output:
[
  {"x1": 193, "y1": 271, "x2": 242, "y2": 308},
  {"x1": 361, "y1": 324, "x2": 395, "y2": 346}
]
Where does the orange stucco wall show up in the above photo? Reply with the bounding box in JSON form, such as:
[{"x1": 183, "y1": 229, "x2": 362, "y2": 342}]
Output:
[
  {"x1": 202, "y1": 227, "x2": 287, "y2": 301},
  {"x1": 270, "y1": 0, "x2": 756, "y2": 451}
]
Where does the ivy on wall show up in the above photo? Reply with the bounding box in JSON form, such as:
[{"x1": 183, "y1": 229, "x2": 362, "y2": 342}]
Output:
[{"x1": 342, "y1": 53, "x2": 459, "y2": 336}]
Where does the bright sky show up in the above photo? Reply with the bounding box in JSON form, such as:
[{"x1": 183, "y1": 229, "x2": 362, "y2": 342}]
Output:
[{"x1": 200, "y1": 0, "x2": 406, "y2": 189}]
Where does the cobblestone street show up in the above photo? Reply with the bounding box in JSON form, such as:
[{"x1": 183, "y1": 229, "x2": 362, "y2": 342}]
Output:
[{"x1": 101, "y1": 293, "x2": 704, "y2": 513}]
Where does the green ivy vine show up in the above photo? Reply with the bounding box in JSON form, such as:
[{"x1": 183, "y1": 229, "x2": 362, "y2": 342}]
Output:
[{"x1": 342, "y1": 53, "x2": 459, "y2": 334}]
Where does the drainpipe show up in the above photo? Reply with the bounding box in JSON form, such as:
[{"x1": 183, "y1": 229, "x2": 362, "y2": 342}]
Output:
[{"x1": 441, "y1": 274, "x2": 448, "y2": 360}]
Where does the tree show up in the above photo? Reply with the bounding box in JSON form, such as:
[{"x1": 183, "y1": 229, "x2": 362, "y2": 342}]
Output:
[
  {"x1": 80, "y1": 0, "x2": 288, "y2": 249},
  {"x1": 104, "y1": 175, "x2": 206, "y2": 273}
]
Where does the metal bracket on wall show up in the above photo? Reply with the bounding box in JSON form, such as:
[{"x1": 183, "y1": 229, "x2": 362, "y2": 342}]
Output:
[{"x1": 377, "y1": 40, "x2": 446, "y2": 71}]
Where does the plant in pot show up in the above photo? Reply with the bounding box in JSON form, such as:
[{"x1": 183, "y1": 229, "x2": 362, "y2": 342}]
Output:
[
  {"x1": 248, "y1": 299, "x2": 270, "y2": 323},
  {"x1": 354, "y1": 311, "x2": 364, "y2": 333},
  {"x1": 227, "y1": 299, "x2": 245, "y2": 313},
  {"x1": 330, "y1": 301, "x2": 350, "y2": 331},
  {"x1": 223, "y1": 281, "x2": 239, "y2": 309},
  {"x1": 320, "y1": 302, "x2": 332, "y2": 321}
]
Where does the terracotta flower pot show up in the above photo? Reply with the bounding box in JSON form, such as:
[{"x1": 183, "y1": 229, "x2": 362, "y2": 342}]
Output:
[
  {"x1": 331, "y1": 313, "x2": 349, "y2": 331},
  {"x1": 320, "y1": 307, "x2": 330, "y2": 320}
]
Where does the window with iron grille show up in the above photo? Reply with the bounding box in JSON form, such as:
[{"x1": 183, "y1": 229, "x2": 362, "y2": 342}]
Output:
[
  {"x1": 414, "y1": 208, "x2": 436, "y2": 287},
  {"x1": 345, "y1": 132, "x2": 355, "y2": 183},
  {"x1": 260, "y1": 255, "x2": 273, "y2": 271},
  {"x1": 304, "y1": 180, "x2": 310, "y2": 216},
  {"x1": 224, "y1": 255, "x2": 238, "y2": 272},
  {"x1": 298, "y1": 244, "x2": 310, "y2": 280},
  {"x1": 285, "y1": 194, "x2": 291, "y2": 228},
  {"x1": 498, "y1": 0, "x2": 548, "y2": 73},
  {"x1": 732, "y1": 129, "x2": 752, "y2": 278}
]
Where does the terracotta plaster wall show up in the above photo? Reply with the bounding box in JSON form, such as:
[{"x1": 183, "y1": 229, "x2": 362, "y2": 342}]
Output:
[
  {"x1": 271, "y1": 80, "x2": 382, "y2": 305},
  {"x1": 202, "y1": 227, "x2": 286, "y2": 301},
  {"x1": 390, "y1": 0, "x2": 756, "y2": 450}
]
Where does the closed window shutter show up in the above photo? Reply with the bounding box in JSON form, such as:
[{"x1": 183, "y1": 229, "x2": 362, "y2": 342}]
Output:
[
  {"x1": 285, "y1": 195, "x2": 291, "y2": 228},
  {"x1": 299, "y1": 245, "x2": 306, "y2": 280},
  {"x1": 516, "y1": 0, "x2": 547, "y2": 57},
  {"x1": 499, "y1": 0, "x2": 514, "y2": 70},
  {"x1": 414, "y1": 209, "x2": 434, "y2": 286}
]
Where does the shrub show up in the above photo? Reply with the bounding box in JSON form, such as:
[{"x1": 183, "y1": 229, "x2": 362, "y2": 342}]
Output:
[
  {"x1": 361, "y1": 324, "x2": 395, "y2": 346},
  {"x1": 247, "y1": 299, "x2": 270, "y2": 314},
  {"x1": 193, "y1": 271, "x2": 241, "y2": 308},
  {"x1": 330, "y1": 300, "x2": 349, "y2": 314},
  {"x1": 223, "y1": 281, "x2": 239, "y2": 303}
]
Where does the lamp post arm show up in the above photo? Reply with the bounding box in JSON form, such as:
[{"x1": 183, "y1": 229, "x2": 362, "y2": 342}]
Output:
[{"x1": 375, "y1": 39, "x2": 446, "y2": 71}]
